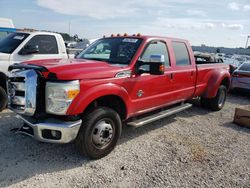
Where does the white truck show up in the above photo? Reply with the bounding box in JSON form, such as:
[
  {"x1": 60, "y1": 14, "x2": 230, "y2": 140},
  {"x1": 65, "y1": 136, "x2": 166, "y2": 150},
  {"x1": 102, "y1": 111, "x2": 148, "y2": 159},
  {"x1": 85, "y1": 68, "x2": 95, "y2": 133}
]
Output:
[{"x1": 0, "y1": 30, "x2": 71, "y2": 111}]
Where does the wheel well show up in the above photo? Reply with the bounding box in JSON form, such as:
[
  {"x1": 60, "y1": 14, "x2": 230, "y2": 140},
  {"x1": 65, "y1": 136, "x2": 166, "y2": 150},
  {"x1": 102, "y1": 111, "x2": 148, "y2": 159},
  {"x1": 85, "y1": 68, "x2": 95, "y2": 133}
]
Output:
[
  {"x1": 84, "y1": 95, "x2": 127, "y2": 120},
  {"x1": 221, "y1": 77, "x2": 230, "y2": 90},
  {"x1": 0, "y1": 72, "x2": 7, "y2": 91}
]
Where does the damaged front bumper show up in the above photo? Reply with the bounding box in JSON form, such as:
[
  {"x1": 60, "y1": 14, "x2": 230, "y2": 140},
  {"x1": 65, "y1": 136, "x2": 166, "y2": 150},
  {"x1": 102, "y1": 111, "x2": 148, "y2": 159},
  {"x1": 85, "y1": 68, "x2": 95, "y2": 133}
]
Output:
[{"x1": 17, "y1": 115, "x2": 82, "y2": 144}]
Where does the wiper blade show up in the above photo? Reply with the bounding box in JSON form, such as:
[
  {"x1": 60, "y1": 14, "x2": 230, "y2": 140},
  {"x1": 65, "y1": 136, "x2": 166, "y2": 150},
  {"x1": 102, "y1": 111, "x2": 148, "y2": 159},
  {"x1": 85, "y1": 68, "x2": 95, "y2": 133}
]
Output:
[
  {"x1": 82, "y1": 58, "x2": 107, "y2": 62},
  {"x1": 107, "y1": 59, "x2": 128, "y2": 65}
]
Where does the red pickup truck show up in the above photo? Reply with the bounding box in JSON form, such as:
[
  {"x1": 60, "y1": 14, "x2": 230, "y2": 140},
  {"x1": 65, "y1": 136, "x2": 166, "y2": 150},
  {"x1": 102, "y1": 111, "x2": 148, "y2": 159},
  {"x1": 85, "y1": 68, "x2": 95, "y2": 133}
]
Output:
[{"x1": 8, "y1": 34, "x2": 230, "y2": 159}]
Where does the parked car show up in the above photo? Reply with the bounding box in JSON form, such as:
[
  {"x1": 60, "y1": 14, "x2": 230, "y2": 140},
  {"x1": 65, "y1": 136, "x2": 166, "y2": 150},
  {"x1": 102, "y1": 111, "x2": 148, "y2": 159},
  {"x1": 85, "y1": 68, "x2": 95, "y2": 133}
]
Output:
[
  {"x1": 0, "y1": 30, "x2": 73, "y2": 111},
  {"x1": 231, "y1": 62, "x2": 250, "y2": 90},
  {"x1": 7, "y1": 34, "x2": 230, "y2": 159}
]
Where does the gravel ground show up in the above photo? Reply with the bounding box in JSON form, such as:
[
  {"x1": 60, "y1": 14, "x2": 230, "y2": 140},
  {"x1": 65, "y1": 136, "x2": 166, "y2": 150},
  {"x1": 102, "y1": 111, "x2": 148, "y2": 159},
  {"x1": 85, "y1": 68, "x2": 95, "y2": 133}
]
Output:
[{"x1": 0, "y1": 92, "x2": 249, "y2": 188}]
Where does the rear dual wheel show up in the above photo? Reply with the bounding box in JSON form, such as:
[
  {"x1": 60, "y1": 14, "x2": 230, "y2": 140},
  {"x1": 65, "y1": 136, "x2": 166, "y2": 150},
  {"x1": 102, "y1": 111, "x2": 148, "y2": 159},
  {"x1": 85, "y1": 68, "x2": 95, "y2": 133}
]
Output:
[{"x1": 201, "y1": 85, "x2": 227, "y2": 111}]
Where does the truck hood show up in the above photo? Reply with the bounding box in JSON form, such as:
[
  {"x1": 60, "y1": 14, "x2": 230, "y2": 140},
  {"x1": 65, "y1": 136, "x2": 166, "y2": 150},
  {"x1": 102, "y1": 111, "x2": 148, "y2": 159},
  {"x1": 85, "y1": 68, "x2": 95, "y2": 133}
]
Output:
[
  {"x1": 0, "y1": 52, "x2": 10, "y2": 61},
  {"x1": 23, "y1": 58, "x2": 127, "y2": 80}
]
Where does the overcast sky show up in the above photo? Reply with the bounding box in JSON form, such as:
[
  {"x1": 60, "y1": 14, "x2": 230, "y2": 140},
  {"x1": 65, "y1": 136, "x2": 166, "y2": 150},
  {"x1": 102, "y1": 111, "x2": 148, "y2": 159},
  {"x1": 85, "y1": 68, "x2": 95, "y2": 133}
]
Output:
[{"x1": 1, "y1": 0, "x2": 250, "y2": 47}]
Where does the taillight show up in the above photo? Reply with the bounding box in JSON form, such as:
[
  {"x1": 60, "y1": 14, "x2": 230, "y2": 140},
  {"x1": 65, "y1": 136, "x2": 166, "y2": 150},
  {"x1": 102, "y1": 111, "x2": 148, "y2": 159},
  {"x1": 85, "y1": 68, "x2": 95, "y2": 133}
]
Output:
[{"x1": 232, "y1": 72, "x2": 250, "y2": 78}]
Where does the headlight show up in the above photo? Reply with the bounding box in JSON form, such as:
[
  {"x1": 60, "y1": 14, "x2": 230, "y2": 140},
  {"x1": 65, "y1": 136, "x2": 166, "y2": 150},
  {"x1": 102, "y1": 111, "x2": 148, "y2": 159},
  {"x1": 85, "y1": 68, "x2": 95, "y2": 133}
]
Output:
[{"x1": 46, "y1": 80, "x2": 80, "y2": 115}]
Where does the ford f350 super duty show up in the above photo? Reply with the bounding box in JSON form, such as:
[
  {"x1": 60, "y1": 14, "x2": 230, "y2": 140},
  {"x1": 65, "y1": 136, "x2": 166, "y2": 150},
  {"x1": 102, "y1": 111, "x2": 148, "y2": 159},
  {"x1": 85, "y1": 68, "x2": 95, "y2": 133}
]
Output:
[{"x1": 7, "y1": 34, "x2": 231, "y2": 159}]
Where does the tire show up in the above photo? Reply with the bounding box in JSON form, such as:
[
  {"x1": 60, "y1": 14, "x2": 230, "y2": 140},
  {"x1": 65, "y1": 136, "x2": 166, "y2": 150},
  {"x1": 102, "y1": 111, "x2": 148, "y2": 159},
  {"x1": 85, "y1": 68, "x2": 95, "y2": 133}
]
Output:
[
  {"x1": 0, "y1": 87, "x2": 7, "y2": 112},
  {"x1": 76, "y1": 107, "x2": 122, "y2": 159},
  {"x1": 200, "y1": 97, "x2": 210, "y2": 108},
  {"x1": 209, "y1": 85, "x2": 227, "y2": 111}
]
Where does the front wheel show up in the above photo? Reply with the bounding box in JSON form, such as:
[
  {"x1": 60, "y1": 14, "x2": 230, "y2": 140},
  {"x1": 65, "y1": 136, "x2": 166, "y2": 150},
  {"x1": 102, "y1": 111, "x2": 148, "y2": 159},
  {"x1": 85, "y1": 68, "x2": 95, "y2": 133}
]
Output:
[
  {"x1": 0, "y1": 87, "x2": 7, "y2": 112},
  {"x1": 76, "y1": 107, "x2": 122, "y2": 159},
  {"x1": 209, "y1": 85, "x2": 227, "y2": 111}
]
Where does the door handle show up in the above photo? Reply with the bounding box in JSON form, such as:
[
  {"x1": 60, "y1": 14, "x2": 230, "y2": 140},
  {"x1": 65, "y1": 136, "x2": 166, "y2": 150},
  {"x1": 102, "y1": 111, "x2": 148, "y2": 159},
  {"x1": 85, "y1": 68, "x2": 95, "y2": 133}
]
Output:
[{"x1": 166, "y1": 73, "x2": 174, "y2": 80}]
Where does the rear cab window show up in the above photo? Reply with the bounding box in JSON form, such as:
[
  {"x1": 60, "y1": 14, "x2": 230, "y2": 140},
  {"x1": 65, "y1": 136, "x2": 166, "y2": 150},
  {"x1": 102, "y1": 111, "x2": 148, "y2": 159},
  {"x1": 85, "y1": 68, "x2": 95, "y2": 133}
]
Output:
[{"x1": 172, "y1": 42, "x2": 191, "y2": 66}]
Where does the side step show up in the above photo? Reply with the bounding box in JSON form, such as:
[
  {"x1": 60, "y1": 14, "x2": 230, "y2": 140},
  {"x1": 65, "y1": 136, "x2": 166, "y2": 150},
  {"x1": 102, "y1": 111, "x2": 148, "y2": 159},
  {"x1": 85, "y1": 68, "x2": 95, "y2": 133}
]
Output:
[{"x1": 127, "y1": 103, "x2": 192, "y2": 127}]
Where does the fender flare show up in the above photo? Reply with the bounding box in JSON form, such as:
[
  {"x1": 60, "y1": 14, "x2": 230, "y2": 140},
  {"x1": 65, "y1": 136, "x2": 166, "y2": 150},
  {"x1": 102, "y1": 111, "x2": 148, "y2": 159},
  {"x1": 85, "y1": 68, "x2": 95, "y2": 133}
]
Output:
[
  {"x1": 67, "y1": 83, "x2": 131, "y2": 116},
  {"x1": 203, "y1": 70, "x2": 230, "y2": 98}
]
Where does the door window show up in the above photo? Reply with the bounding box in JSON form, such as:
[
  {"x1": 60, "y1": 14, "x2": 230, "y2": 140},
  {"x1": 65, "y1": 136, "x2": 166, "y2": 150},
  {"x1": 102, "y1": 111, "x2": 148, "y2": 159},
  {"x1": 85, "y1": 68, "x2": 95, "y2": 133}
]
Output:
[
  {"x1": 172, "y1": 42, "x2": 191, "y2": 66},
  {"x1": 140, "y1": 41, "x2": 170, "y2": 67},
  {"x1": 25, "y1": 35, "x2": 58, "y2": 54}
]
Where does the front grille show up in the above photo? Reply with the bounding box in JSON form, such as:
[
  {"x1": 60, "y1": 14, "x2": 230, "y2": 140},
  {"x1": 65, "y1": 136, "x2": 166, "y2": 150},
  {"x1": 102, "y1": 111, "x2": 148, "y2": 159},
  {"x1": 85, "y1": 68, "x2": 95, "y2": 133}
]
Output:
[{"x1": 8, "y1": 69, "x2": 38, "y2": 116}]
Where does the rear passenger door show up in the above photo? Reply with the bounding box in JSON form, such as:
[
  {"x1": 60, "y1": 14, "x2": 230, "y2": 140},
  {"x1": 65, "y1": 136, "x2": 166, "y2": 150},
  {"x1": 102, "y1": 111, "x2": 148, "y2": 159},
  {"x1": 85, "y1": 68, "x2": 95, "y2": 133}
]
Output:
[{"x1": 170, "y1": 41, "x2": 196, "y2": 100}]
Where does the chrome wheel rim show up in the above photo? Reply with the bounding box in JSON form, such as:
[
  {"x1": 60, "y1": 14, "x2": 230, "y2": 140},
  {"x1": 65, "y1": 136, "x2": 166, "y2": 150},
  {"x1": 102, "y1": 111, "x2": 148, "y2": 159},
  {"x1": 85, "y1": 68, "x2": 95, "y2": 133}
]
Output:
[
  {"x1": 218, "y1": 89, "x2": 226, "y2": 108},
  {"x1": 92, "y1": 119, "x2": 114, "y2": 149}
]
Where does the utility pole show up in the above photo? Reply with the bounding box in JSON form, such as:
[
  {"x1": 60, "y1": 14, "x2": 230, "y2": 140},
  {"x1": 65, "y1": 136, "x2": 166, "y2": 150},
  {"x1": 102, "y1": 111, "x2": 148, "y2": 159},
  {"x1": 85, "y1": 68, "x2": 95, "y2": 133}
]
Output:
[
  {"x1": 245, "y1": 36, "x2": 250, "y2": 49},
  {"x1": 68, "y1": 21, "x2": 71, "y2": 37}
]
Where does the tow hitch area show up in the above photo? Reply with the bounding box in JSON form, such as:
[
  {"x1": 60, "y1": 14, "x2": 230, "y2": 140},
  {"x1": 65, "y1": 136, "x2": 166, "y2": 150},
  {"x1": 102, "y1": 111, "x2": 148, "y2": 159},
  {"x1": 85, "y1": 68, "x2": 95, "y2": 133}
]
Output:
[{"x1": 14, "y1": 123, "x2": 34, "y2": 137}]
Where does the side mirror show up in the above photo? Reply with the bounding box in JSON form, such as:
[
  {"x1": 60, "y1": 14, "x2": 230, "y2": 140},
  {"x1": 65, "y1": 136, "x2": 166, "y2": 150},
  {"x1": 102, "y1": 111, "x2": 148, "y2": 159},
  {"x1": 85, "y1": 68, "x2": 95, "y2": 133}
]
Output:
[
  {"x1": 19, "y1": 45, "x2": 39, "y2": 55},
  {"x1": 149, "y1": 55, "x2": 165, "y2": 75},
  {"x1": 137, "y1": 54, "x2": 165, "y2": 75}
]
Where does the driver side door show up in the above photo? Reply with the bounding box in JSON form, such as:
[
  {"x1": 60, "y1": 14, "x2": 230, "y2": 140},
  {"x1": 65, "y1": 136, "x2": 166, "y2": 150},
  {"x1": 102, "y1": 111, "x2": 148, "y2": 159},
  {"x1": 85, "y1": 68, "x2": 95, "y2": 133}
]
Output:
[
  {"x1": 11, "y1": 35, "x2": 62, "y2": 64},
  {"x1": 129, "y1": 40, "x2": 176, "y2": 114}
]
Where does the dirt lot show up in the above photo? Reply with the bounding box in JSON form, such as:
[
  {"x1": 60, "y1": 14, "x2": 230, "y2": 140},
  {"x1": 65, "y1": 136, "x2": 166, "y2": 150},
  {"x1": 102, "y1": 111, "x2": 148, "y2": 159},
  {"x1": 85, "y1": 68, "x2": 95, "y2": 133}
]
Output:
[{"x1": 0, "y1": 92, "x2": 249, "y2": 188}]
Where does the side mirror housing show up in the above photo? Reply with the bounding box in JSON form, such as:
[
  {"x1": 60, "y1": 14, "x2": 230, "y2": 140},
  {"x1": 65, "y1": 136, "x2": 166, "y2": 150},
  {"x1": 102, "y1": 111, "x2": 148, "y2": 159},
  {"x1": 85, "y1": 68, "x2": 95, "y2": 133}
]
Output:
[
  {"x1": 19, "y1": 45, "x2": 39, "y2": 55},
  {"x1": 137, "y1": 54, "x2": 165, "y2": 75}
]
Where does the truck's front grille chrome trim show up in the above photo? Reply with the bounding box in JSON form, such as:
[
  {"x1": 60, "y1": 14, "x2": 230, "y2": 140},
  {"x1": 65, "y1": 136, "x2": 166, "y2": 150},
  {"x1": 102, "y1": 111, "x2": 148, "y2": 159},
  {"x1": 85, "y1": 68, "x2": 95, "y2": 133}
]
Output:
[
  {"x1": 8, "y1": 69, "x2": 37, "y2": 116},
  {"x1": 11, "y1": 82, "x2": 25, "y2": 91}
]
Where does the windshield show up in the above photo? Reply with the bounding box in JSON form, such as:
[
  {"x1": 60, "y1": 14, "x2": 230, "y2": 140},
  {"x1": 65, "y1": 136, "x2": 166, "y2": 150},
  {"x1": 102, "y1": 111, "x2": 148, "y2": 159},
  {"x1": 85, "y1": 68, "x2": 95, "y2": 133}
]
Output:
[
  {"x1": 0, "y1": 32, "x2": 29, "y2": 54},
  {"x1": 77, "y1": 37, "x2": 142, "y2": 65}
]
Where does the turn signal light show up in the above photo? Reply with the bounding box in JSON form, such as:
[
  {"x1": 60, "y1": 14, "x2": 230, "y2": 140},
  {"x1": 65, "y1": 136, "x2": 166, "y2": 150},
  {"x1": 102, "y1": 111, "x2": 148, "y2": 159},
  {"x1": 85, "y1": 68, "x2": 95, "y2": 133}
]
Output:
[
  {"x1": 67, "y1": 89, "x2": 80, "y2": 99},
  {"x1": 159, "y1": 65, "x2": 165, "y2": 73}
]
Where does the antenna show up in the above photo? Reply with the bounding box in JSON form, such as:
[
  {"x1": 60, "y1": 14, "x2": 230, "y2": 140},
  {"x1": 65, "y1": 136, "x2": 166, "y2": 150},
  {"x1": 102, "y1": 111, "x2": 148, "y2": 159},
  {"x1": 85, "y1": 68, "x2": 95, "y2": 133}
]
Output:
[{"x1": 245, "y1": 36, "x2": 250, "y2": 49}]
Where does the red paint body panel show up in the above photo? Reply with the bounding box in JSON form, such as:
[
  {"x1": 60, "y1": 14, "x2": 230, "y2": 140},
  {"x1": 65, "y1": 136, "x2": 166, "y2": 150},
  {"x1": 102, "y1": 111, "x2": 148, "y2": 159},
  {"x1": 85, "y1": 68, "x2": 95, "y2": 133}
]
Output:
[{"x1": 22, "y1": 35, "x2": 230, "y2": 119}]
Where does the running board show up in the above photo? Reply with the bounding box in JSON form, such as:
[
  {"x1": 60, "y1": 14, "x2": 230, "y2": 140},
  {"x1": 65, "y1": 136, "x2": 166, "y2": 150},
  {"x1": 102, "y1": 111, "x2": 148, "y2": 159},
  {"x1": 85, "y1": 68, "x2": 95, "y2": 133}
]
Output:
[{"x1": 127, "y1": 103, "x2": 192, "y2": 127}]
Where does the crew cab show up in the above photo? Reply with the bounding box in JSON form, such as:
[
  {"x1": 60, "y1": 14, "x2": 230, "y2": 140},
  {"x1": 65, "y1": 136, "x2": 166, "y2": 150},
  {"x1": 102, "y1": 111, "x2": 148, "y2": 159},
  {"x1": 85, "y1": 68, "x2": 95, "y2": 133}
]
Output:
[
  {"x1": 0, "y1": 31, "x2": 70, "y2": 111},
  {"x1": 7, "y1": 34, "x2": 231, "y2": 159}
]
